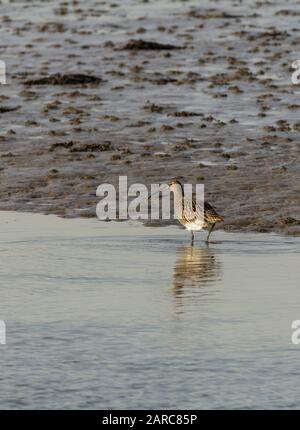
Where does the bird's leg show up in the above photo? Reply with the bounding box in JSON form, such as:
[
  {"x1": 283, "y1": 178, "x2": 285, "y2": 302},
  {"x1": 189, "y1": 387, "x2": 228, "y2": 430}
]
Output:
[
  {"x1": 205, "y1": 223, "x2": 215, "y2": 243},
  {"x1": 190, "y1": 231, "x2": 194, "y2": 246}
]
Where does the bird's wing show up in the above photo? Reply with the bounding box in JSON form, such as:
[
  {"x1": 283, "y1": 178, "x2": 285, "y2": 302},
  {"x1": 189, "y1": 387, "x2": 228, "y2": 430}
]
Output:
[
  {"x1": 180, "y1": 197, "x2": 204, "y2": 223},
  {"x1": 181, "y1": 198, "x2": 223, "y2": 224},
  {"x1": 189, "y1": 198, "x2": 223, "y2": 223},
  {"x1": 204, "y1": 201, "x2": 223, "y2": 223}
]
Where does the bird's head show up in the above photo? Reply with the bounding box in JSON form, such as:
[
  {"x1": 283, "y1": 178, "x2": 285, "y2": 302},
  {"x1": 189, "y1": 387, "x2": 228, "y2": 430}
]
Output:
[{"x1": 168, "y1": 178, "x2": 183, "y2": 192}]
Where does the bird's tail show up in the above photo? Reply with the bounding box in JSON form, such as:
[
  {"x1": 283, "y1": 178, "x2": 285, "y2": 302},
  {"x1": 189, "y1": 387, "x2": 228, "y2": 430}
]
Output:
[{"x1": 204, "y1": 202, "x2": 224, "y2": 223}]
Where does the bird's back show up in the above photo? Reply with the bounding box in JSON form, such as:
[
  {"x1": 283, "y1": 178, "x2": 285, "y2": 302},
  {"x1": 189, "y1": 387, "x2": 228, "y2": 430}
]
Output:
[
  {"x1": 203, "y1": 201, "x2": 223, "y2": 223},
  {"x1": 177, "y1": 197, "x2": 223, "y2": 227}
]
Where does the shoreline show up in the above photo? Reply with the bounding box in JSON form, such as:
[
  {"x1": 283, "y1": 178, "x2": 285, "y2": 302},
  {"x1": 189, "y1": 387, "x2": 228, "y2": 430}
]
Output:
[{"x1": 0, "y1": 208, "x2": 299, "y2": 238}]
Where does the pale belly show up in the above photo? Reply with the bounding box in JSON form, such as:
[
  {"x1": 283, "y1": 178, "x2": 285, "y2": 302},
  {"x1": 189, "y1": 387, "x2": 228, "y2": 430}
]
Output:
[{"x1": 178, "y1": 219, "x2": 207, "y2": 231}]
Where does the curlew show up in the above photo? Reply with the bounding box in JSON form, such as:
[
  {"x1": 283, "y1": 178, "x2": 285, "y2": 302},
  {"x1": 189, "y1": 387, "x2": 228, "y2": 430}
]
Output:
[{"x1": 169, "y1": 179, "x2": 223, "y2": 244}]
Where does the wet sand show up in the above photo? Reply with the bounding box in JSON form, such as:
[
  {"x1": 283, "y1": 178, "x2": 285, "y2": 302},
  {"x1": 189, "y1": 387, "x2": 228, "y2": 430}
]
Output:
[{"x1": 0, "y1": 0, "x2": 299, "y2": 235}]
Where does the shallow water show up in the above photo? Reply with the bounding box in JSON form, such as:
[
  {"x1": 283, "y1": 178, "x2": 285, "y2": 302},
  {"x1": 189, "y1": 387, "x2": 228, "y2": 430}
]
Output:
[{"x1": 0, "y1": 211, "x2": 299, "y2": 409}]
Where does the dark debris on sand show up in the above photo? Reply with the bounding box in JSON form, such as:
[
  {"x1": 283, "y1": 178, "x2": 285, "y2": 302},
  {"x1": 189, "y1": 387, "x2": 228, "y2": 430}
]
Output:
[
  {"x1": 122, "y1": 39, "x2": 182, "y2": 50},
  {"x1": 24, "y1": 73, "x2": 102, "y2": 86},
  {"x1": 70, "y1": 142, "x2": 112, "y2": 152},
  {"x1": 0, "y1": 106, "x2": 20, "y2": 113},
  {"x1": 277, "y1": 217, "x2": 300, "y2": 226}
]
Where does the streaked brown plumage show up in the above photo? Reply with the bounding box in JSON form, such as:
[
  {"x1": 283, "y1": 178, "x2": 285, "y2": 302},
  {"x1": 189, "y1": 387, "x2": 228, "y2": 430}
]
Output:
[{"x1": 169, "y1": 179, "x2": 223, "y2": 244}]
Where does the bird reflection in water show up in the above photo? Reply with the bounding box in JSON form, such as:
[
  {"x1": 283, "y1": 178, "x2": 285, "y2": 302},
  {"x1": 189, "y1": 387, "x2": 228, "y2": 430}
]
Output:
[{"x1": 173, "y1": 245, "x2": 222, "y2": 310}]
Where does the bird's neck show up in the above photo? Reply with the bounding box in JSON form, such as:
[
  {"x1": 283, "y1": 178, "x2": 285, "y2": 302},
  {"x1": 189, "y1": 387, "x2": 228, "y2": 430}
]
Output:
[{"x1": 172, "y1": 184, "x2": 184, "y2": 219}]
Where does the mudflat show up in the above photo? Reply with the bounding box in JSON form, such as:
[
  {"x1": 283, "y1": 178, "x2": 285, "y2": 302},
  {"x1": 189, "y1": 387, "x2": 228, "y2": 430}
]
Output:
[{"x1": 0, "y1": 0, "x2": 299, "y2": 235}]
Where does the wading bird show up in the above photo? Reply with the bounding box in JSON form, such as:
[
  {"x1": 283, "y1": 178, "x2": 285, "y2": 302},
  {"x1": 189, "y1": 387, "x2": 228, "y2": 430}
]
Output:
[{"x1": 169, "y1": 179, "x2": 223, "y2": 244}]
